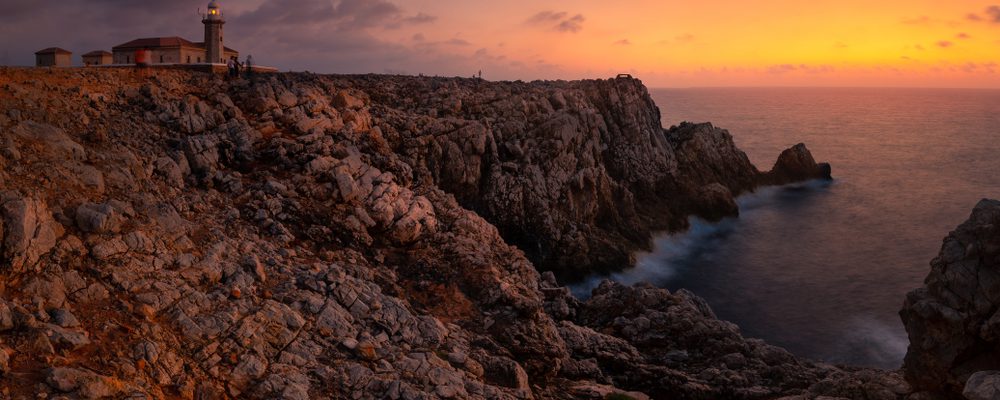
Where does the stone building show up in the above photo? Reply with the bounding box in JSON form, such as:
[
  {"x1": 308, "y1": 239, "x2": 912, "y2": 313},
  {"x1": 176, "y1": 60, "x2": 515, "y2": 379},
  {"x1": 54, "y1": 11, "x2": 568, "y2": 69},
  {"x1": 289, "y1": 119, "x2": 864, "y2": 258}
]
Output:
[
  {"x1": 110, "y1": 1, "x2": 237, "y2": 65},
  {"x1": 35, "y1": 48, "x2": 72, "y2": 67},
  {"x1": 82, "y1": 51, "x2": 113, "y2": 66},
  {"x1": 111, "y1": 37, "x2": 237, "y2": 65}
]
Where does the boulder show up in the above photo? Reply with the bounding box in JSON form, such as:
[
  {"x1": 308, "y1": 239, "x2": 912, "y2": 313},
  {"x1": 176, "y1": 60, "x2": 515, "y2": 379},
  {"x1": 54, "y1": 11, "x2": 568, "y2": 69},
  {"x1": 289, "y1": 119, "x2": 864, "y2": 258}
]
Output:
[
  {"x1": 1, "y1": 192, "x2": 63, "y2": 272},
  {"x1": 47, "y1": 367, "x2": 126, "y2": 398},
  {"x1": 75, "y1": 202, "x2": 125, "y2": 234},
  {"x1": 964, "y1": 371, "x2": 1000, "y2": 400}
]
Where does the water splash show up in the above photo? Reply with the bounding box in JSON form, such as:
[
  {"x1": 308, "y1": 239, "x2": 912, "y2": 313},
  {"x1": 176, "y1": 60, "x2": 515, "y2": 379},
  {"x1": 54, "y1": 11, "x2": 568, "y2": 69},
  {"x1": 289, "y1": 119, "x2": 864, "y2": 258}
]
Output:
[{"x1": 569, "y1": 180, "x2": 832, "y2": 299}]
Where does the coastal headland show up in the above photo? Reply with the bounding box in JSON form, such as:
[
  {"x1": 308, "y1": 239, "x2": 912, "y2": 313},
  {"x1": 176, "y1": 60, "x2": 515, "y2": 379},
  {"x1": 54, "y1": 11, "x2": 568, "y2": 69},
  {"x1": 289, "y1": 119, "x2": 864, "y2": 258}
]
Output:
[{"x1": 0, "y1": 67, "x2": 990, "y2": 399}]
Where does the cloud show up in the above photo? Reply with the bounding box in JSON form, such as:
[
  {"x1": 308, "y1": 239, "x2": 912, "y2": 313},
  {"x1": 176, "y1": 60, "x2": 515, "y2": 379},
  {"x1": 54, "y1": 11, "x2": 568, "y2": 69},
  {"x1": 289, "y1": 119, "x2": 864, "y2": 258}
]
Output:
[
  {"x1": 446, "y1": 38, "x2": 471, "y2": 46},
  {"x1": 614, "y1": 39, "x2": 631, "y2": 46},
  {"x1": 834, "y1": 42, "x2": 848, "y2": 49},
  {"x1": 386, "y1": 12, "x2": 437, "y2": 29},
  {"x1": 237, "y1": 0, "x2": 403, "y2": 29},
  {"x1": 526, "y1": 11, "x2": 585, "y2": 33},
  {"x1": 766, "y1": 64, "x2": 835, "y2": 74},
  {"x1": 988, "y1": 6, "x2": 1000, "y2": 22},
  {"x1": 956, "y1": 32, "x2": 971, "y2": 39},
  {"x1": 557, "y1": 15, "x2": 585, "y2": 33},
  {"x1": 768, "y1": 64, "x2": 797, "y2": 74},
  {"x1": 937, "y1": 40, "x2": 953, "y2": 48},
  {"x1": 969, "y1": 6, "x2": 1000, "y2": 23}
]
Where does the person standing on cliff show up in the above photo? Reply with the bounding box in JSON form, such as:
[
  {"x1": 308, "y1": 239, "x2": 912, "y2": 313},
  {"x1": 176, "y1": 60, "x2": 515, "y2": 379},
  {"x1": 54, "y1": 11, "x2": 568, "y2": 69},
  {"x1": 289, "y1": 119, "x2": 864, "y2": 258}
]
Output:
[
  {"x1": 245, "y1": 55, "x2": 254, "y2": 79},
  {"x1": 226, "y1": 57, "x2": 235, "y2": 78}
]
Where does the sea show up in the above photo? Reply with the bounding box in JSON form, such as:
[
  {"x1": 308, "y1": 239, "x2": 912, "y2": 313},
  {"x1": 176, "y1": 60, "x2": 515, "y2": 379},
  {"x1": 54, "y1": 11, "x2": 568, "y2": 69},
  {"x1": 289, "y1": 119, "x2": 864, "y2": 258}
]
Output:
[{"x1": 570, "y1": 87, "x2": 1000, "y2": 369}]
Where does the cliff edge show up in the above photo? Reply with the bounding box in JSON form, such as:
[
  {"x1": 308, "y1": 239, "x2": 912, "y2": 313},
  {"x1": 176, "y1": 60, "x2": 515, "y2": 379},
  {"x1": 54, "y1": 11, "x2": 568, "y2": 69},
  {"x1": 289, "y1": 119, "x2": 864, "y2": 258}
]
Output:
[
  {"x1": 0, "y1": 67, "x2": 880, "y2": 399},
  {"x1": 901, "y1": 199, "x2": 1000, "y2": 399}
]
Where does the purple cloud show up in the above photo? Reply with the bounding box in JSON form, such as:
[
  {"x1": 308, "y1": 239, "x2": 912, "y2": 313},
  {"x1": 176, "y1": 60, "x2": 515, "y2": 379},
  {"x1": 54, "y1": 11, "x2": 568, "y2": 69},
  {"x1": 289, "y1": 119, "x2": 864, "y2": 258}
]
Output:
[
  {"x1": 937, "y1": 40, "x2": 953, "y2": 48},
  {"x1": 526, "y1": 11, "x2": 585, "y2": 33}
]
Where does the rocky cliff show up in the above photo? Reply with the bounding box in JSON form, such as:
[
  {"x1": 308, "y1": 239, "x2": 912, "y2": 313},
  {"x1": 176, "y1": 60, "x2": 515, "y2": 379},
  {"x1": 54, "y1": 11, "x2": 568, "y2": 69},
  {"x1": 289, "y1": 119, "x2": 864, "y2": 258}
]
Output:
[
  {"x1": 0, "y1": 67, "x2": 893, "y2": 400},
  {"x1": 901, "y1": 199, "x2": 1000, "y2": 399}
]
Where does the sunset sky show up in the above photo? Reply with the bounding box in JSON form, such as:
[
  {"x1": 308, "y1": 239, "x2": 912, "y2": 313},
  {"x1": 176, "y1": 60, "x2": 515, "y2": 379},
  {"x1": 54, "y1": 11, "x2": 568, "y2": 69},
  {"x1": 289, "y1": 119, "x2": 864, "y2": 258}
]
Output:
[{"x1": 2, "y1": 1, "x2": 999, "y2": 87}]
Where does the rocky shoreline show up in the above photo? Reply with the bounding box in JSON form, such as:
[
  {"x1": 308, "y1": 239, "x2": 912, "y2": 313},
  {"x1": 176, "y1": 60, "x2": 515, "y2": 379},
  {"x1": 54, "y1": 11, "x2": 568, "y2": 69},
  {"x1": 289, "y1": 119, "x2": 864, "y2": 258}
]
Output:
[{"x1": 0, "y1": 67, "x2": 991, "y2": 399}]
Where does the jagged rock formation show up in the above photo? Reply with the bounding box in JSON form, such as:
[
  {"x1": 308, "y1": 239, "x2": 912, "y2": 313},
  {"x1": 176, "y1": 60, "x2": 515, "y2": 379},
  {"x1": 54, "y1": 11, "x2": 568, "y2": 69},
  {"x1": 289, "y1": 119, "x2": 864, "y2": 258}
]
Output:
[
  {"x1": 901, "y1": 199, "x2": 1000, "y2": 398},
  {"x1": 349, "y1": 77, "x2": 833, "y2": 276},
  {"x1": 0, "y1": 67, "x2": 893, "y2": 400}
]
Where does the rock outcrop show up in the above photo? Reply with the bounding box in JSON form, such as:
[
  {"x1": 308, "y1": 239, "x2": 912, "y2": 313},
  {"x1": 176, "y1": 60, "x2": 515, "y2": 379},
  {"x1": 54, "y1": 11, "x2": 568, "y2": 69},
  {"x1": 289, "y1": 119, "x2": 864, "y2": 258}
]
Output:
[
  {"x1": 0, "y1": 67, "x2": 876, "y2": 399},
  {"x1": 901, "y1": 199, "x2": 1000, "y2": 397},
  {"x1": 350, "y1": 78, "x2": 831, "y2": 276}
]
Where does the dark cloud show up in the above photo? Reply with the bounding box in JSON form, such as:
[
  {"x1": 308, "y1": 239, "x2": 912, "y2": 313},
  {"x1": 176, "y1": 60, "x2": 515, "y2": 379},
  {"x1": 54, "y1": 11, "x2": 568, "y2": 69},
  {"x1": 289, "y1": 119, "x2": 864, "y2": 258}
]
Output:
[
  {"x1": 968, "y1": 6, "x2": 1000, "y2": 23},
  {"x1": 526, "y1": 11, "x2": 584, "y2": 33},
  {"x1": 403, "y1": 13, "x2": 436, "y2": 25},
  {"x1": 557, "y1": 15, "x2": 585, "y2": 33},
  {"x1": 988, "y1": 5, "x2": 1000, "y2": 22},
  {"x1": 956, "y1": 32, "x2": 971, "y2": 39},
  {"x1": 527, "y1": 11, "x2": 567, "y2": 24},
  {"x1": 937, "y1": 40, "x2": 953, "y2": 48},
  {"x1": 237, "y1": 0, "x2": 402, "y2": 29},
  {"x1": 613, "y1": 39, "x2": 631, "y2": 46}
]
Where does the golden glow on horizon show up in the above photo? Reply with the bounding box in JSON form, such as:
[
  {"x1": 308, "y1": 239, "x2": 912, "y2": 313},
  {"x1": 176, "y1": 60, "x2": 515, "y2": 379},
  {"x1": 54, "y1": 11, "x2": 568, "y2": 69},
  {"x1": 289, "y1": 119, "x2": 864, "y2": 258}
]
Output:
[{"x1": 389, "y1": 0, "x2": 1000, "y2": 87}]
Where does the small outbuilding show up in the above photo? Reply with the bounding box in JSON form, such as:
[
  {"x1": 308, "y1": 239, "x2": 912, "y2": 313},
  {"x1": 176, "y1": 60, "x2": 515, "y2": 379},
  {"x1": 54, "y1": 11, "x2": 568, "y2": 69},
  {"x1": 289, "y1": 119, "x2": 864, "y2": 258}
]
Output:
[
  {"x1": 35, "y1": 47, "x2": 72, "y2": 67},
  {"x1": 82, "y1": 50, "x2": 113, "y2": 66}
]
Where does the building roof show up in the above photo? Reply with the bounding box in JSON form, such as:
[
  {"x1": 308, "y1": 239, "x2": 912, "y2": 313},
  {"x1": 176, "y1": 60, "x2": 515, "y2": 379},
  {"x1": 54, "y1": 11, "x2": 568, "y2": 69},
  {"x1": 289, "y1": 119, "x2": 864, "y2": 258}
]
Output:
[
  {"x1": 83, "y1": 50, "x2": 113, "y2": 57},
  {"x1": 112, "y1": 36, "x2": 238, "y2": 53},
  {"x1": 113, "y1": 37, "x2": 201, "y2": 50},
  {"x1": 35, "y1": 47, "x2": 72, "y2": 55}
]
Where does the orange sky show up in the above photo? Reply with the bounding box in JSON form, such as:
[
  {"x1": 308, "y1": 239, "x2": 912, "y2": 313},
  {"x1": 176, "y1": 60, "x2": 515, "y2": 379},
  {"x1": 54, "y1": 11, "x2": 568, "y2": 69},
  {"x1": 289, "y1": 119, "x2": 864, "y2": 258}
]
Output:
[
  {"x1": 3, "y1": 0, "x2": 998, "y2": 87},
  {"x1": 373, "y1": 0, "x2": 1000, "y2": 87}
]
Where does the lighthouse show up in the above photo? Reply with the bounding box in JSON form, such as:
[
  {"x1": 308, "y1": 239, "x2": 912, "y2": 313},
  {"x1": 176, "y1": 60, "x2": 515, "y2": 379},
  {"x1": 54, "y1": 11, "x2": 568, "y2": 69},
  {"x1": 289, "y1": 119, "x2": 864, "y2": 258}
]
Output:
[{"x1": 203, "y1": 0, "x2": 224, "y2": 64}]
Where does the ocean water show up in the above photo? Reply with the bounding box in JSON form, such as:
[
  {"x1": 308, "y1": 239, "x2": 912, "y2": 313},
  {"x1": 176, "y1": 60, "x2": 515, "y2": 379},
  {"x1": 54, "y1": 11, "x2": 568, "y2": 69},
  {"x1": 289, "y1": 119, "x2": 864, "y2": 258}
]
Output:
[{"x1": 572, "y1": 88, "x2": 1000, "y2": 369}]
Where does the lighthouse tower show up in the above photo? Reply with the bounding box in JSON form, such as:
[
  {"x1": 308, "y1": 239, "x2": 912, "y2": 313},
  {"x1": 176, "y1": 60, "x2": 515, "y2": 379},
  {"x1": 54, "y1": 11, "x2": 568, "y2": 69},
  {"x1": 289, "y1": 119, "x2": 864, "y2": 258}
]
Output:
[{"x1": 203, "y1": 0, "x2": 224, "y2": 64}]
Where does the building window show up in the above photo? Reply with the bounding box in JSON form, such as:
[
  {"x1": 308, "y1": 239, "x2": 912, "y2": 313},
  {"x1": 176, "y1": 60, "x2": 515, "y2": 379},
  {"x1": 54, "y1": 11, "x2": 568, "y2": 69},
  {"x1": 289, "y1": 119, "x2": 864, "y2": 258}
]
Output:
[
  {"x1": 197, "y1": 57, "x2": 201, "y2": 63},
  {"x1": 187, "y1": 56, "x2": 191, "y2": 64},
  {"x1": 127, "y1": 56, "x2": 130, "y2": 63},
  {"x1": 160, "y1": 55, "x2": 164, "y2": 63}
]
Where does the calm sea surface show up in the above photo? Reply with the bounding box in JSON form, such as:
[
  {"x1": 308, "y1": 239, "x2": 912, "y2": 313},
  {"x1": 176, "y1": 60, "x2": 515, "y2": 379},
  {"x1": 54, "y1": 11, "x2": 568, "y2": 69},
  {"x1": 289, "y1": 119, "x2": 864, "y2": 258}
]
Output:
[{"x1": 572, "y1": 88, "x2": 1000, "y2": 369}]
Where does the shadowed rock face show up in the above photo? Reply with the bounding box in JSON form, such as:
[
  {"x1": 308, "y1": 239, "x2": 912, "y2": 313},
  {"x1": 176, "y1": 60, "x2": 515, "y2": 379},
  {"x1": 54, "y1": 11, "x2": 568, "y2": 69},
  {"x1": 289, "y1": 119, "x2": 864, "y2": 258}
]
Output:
[
  {"x1": 0, "y1": 67, "x2": 882, "y2": 399},
  {"x1": 348, "y1": 75, "x2": 832, "y2": 277},
  {"x1": 901, "y1": 199, "x2": 1000, "y2": 397}
]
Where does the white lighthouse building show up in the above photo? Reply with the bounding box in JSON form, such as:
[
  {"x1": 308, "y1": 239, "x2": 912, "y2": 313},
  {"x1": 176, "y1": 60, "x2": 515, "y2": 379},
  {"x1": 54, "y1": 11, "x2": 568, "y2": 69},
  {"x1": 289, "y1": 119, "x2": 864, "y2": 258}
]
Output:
[{"x1": 203, "y1": 0, "x2": 225, "y2": 64}]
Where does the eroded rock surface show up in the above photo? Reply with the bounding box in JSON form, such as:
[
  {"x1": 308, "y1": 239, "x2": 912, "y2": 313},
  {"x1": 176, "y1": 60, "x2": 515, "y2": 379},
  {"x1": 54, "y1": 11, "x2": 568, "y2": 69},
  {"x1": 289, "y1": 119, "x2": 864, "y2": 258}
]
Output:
[
  {"x1": 901, "y1": 199, "x2": 1000, "y2": 398},
  {"x1": 0, "y1": 67, "x2": 881, "y2": 399}
]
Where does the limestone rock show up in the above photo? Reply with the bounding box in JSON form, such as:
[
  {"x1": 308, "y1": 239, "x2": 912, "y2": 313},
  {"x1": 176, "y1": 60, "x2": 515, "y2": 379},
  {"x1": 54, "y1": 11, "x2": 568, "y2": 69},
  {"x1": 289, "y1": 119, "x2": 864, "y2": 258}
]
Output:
[
  {"x1": 901, "y1": 199, "x2": 1000, "y2": 396},
  {"x1": 963, "y1": 371, "x2": 1000, "y2": 400},
  {"x1": 1, "y1": 192, "x2": 63, "y2": 272},
  {"x1": 75, "y1": 202, "x2": 126, "y2": 234},
  {"x1": 762, "y1": 143, "x2": 834, "y2": 184}
]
